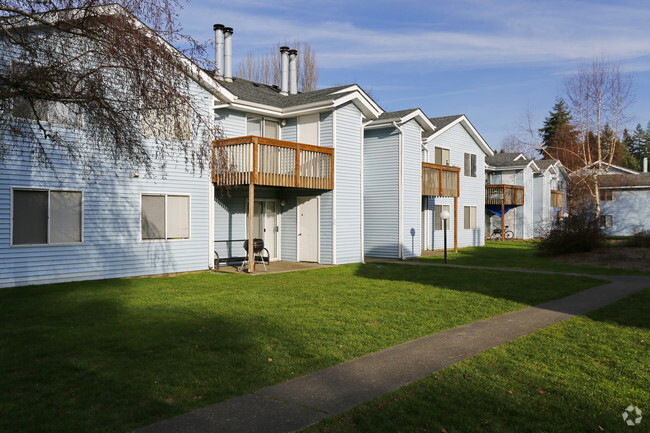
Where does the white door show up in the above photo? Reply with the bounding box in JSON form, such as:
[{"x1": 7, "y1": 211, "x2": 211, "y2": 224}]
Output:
[
  {"x1": 297, "y1": 196, "x2": 318, "y2": 262},
  {"x1": 253, "y1": 200, "x2": 279, "y2": 260}
]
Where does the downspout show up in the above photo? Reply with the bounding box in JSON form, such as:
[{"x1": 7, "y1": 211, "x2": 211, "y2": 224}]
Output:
[{"x1": 394, "y1": 121, "x2": 405, "y2": 260}]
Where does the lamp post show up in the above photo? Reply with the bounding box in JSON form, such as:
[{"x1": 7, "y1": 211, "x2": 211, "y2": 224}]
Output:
[{"x1": 440, "y1": 210, "x2": 450, "y2": 264}]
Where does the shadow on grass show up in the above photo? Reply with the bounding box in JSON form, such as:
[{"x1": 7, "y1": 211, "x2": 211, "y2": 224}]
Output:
[{"x1": 0, "y1": 278, "x2": 315, "y2": 433}]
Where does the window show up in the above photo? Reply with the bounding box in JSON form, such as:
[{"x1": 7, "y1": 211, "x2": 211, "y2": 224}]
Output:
[
  {"x1": 12, "y1": 189, "x2": 82, "y2": 245},
  {"x1": 600, "y1": 214, "x2": 613, "y2": 228},
  {"x1": 464, "y1": 153, "x2": 477, "y2": 177},
  {"x1": 141, "y1": 194, "x2": 190, "y2": 240},
  {"x1": 464, "y1": 206, "x2": 477, "y2": 229},
  {"x1": 247, "y1": 116, "x2": 280, "y2": 139},
  {"x1": 599, "y1": 189, "x2": 613, "y2": 201},
  {"x1": 141, "y1": 110, "x2": 190, "y2": 140},
  {"x1": 298, "y1": 113, "x2": 319, "y2": 145},
  {"x1": 434, "y1": 204, "x2": 451, "y2": 230},
  {"x1": 434, "y1": 147, "x2": 450, "y2": 165},
  {"x1": 11, "y1": 62, "x2": 82, "y2": 127}
]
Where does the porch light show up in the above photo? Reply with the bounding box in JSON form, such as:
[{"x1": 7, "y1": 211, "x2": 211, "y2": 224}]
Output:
[{"x1": 440, "y1": 210, "x2": 450, "y2": 264}]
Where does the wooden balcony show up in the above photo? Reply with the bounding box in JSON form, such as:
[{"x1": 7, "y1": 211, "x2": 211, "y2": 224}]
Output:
[
  {"x1": 212, "y1": 136, "x2": 334, "y2": 189},
  {"x1": 485, "y1": 184, "x2": 525, "y2": 206},
  {"x1": 422, "y1": 163, "x2": 460, "y2": 197},
  {"x1": 550, "y1": 190, "x2": 565, "y2": 208}
]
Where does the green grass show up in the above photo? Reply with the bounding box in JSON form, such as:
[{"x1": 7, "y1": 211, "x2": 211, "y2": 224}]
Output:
[
  {"x1": 0, "y1": 264, "x2": 602, "y2": 433},
  {"x1": 306, "y1": 288, "x2": 650, "y2": 433},
  {"x1": 416, "y1": 240, "x2": 650, "y2": 275}
]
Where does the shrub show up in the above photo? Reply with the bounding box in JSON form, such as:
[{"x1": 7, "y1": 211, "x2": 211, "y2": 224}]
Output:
[
  {"x1": 627, "y1": 226, "x2": 650, "y2": 247},
  {"x1": 535, "y1": 210, "x2": 606, "y2": 256}
]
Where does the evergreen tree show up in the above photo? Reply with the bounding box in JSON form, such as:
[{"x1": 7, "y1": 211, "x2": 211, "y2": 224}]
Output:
[
  {"x1": 538, "y1": 98, "x2": 580, "y2": 168},
  {"x1": 539, "y1": 99, "x2": 572, "y2": 149},
  {"x1": 628, "y1": 123, "x2": 649, "y2": 166}
]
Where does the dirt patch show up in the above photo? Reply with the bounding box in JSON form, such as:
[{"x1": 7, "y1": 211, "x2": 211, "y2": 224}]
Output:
[{"x1": 553, "y1": 247, "x2": 650, "y2": 271}]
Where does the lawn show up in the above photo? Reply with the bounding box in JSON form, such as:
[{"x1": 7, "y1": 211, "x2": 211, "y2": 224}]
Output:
[
  {"x1": 0, "y1": 264, "x2": 602, "y2": 433},
  {"x1": 416, "y1": 240, "x2": 650, "y2": 275},
  {"x1": 306, "y1": 288, "x2": 650, "y2": 433}
]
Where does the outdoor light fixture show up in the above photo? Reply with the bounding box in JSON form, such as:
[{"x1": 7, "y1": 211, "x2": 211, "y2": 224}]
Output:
[
  {"x1": 280, "y1": 199, "x2": 286, "y2": 207},
  {"x1": 440, "y1": 210, "x2": 450, "y2": 264}
]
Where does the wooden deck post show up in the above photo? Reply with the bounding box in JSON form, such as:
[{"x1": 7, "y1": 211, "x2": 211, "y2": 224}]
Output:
[
  {"x1": 500, "y1": 196, "x2": 505, "y2": 242},
  {"x1": 453, "y1": 196, "x2": 458, "y2": 252},
  {"x1": 248, "y1": 183, "x2": 255, "y2": 273}
]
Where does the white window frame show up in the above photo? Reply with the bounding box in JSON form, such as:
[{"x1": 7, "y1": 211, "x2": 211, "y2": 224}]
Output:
[
  {"x1": 246, "y1": 115, "x2": 281, "y2": 140},
  {"x1": 464, "y1": 153, "x2": 477, "y2": 177},
  {"x1": 464, "y1": 205, "x2": 477, "y2": 230},
  {"x1": 434, "y1": 204, "x2": 451, "y2": 231},
  {"x1": 297, "y1": 113, "x2": 320, "y2": 146},
  {"x1": 140, "y1": 193, "x2": 191, "y2": 241},
  {"x1": 10, "y1": 187, "x2": 84, "y2": 247},
  {"x1": 434, "y1": 147, "x2": 451, "y2": 166}
]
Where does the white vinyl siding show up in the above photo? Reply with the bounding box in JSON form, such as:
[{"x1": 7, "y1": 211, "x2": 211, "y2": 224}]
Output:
[
  {"x1": 142, "y1": 194, "x2": 190, "y2": 240},
  {"x1": 12, "y1": 189, "x2": 82, "y2": 245},
  {"x1": 298, "y1": 113, "x2": 319, "y2": 145}
]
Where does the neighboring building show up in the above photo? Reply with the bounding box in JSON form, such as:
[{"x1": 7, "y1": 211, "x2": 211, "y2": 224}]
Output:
[
  {"x1": 423, "y1": 115, "x2": 494, "y2": 250},
  {"x1": 532, "y1": 159, "x2": 568, "y2": 236},
  {"x1": 485, "y1": 153, "x2": 538, "y2": 239},
  {"x1": 363, "y1": 109, "x2": 436, "y2": 259},
  {"x1": 1, "y1": 9, "x2": 221, "y2": 288},
  {"x1": 598, "y1": 173, "x2": 650, "y2": 236},
  {"x1": 212, "y1": 77, "x2": 381, "y2": 265}
]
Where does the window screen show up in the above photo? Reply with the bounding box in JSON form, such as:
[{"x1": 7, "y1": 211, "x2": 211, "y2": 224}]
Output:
[
  {"x1": 464, "y1": 153, "x2": 477, "y2": 177},
  {"x1": 435, "y1": 148, "x2": 450, "y2": 165},
  {"x1": 298, "y1": 113, "x2": 319, "y2": 145},
  {"x1": 50, "y1": 191, "x2": 82, "y2": 243},
  {"x1": 247, "y1": 116, "x2": 262, "y2": 136},
  {"x1": 142, "y1": 195, "x2": 166, "y2": 239},
  {"x1": 13, "y1": 190, "x2": 48, "y2": 245},
  {"x1": 264, "y1": 119, "x2": 279, "y2": 139},
  {"x1": 434, "y1": 204, "x2": 450, "y2": 231},
  {"x1": 167, "y1": 195, "x2": 190, "y2": 239},
  {"x1": 464, "y1": 206, "x2": 477, "y2": 230}
]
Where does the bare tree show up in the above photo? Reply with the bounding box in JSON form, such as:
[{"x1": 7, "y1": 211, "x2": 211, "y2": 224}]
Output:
[
  {"x1": 236, "y1": 41, "x2": 319, "y2": 92},
  {"x1": 564, "y1": 57, "x2": 633, "y2": 216},
  {"x1": 0, "y1": 1, "x2": 219, "y2": 177}
]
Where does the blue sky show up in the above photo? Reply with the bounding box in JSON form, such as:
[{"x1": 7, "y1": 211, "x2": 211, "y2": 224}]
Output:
[{"x1": 177, "y1": 0, "x2": 650, "y2": 150}]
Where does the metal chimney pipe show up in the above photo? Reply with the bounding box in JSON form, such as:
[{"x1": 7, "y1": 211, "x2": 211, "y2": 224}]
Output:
[
  {"x1": 280, "y1": 46, "x2": 290, "y2": 96},
  {"x1": 288, "y1": 48, "x2": 298, "y2": 95},
  {"x1": 644, "y1": 157, "x2": 648, "y2": 173},
  {"x1": 224, "y1": 27, "x2": 233, "y2": 82},
  {"x1": 213, "y1": 24, "x2": 225, "y2": 80}
]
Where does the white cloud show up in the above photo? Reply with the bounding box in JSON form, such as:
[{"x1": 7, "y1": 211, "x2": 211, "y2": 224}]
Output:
[{"x1": 178, "y1": 0, "x2": 650, "y2": 71}]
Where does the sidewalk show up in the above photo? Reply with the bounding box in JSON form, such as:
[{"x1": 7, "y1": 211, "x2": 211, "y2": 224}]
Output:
[{"x1": 134, "y1": 265, "x2": 650, "y2": 433}]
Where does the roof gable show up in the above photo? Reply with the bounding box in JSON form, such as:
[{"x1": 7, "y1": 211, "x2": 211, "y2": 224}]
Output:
[{"x1": 426, "y1": 114, "x2": 494, "y2": 156}]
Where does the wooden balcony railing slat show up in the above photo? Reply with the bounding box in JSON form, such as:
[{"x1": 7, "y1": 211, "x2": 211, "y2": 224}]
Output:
[
  {"x1": 213, "y1": 136, "x2": 333, "y2": 189},
  {"x1": 485, "y1": 184, "x2": 525, "y2": 206},
  {"x1": 422, "y1": 162, "x2": 460, "y2": 197}
]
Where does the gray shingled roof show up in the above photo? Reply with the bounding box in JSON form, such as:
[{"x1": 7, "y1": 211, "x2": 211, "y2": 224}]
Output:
[
  {"x1": 599, "y1": 173, "x2": 650, "y2": 188},
  {"x1": 535, "y1": 159, "x2": 558, "y2": 170},
  {"x1": 215, "y1": 77, "x2": 359, "y2": 109},
  {"x1": 485, "y1": 152, "x2": 529, "y2": 167},
  {"x1": 428, "y1": 115, "x2": 463, "y2": 130},
  {"x1": 376, "y1": 109, "x2": 420, "y2": 122}
]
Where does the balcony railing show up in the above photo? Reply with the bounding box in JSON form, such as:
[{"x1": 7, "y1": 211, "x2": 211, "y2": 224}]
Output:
[
  {"x1": 213, "y1": 136, "x2": 334, "y2": 189},
  {"x1": 485, "y1": 184, "x2": 525, "y2": 206},
  {"x1": 422, "y1": 163, "x2": 460, "y2": 197},
  {"x1": 550, "y1": 190, "x2": 565, "y2": 208}
]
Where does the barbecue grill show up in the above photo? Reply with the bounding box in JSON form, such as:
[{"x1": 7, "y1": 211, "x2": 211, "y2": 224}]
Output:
[{"x1": 238, "y1": 238, "x2": 268, "y2": 272}]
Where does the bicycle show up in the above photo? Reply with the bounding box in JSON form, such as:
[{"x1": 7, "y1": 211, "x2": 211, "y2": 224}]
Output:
[{"x1": 490, "y1": 225, "x2": 514, "y2": 240}]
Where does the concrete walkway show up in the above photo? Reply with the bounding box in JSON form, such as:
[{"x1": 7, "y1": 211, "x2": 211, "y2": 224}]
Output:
[{"x1": 134, "y1": 265, "x2": 650, "y2": 433}]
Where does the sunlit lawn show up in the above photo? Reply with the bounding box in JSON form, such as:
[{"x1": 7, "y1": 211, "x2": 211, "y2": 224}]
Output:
[
  {"x1": 307, "y1": 287, "x2": 650, "y2": 433},
  {"x1": 0, "y1": 263, "x2": 603, "y2": 433},
  {"x1": 416, "y1": 240, "x2": 650, "y2": 275}
]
